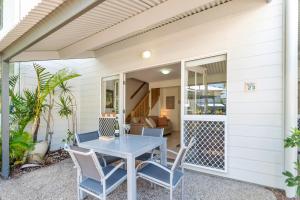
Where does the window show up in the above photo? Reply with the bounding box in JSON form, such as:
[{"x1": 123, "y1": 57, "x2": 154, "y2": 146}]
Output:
[
  {"x1": 184, "y1": 55, "x2": 227, "y2": 115},
  {"x1": 101, "y1": 75, "x2": 120, "y2": 113}
]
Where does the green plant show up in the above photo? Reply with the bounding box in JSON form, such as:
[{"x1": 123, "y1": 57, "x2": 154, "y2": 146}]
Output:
[
  {"x1": 57, "y1": 82, "x2": 78, "y2": 144},
  {"x1": 283, "y1": 128, "x2": 300, "y2": 196},
  {"x1": 31, "y1": 63, "x2": 80, "y2": 142},
  {"x1": 9, "y1": 75, "x2": 36, "y2": 132},
  {"x1": 0, "y1": 130, "x2": 34, "y2": 167}
]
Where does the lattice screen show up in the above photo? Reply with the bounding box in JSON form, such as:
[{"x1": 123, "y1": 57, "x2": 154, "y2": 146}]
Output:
[
  {"x1": 99, "y1": 117, "x2": 116, "y2": 136},
  {"x1": 184, "y1": 120, "x2": 226, "y2": 171}
]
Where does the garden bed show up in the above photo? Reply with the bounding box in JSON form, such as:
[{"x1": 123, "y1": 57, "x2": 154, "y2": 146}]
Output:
[{"x1": 11, "y1": 149, "x2": 70, "y2": 178}]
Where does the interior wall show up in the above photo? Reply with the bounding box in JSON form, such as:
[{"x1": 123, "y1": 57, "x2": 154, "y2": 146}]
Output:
[
  {"x1": 91, "y1": 0, "x2": 284, "y2": 189},
  {"x1": 125, "y1": 78, "x2": 149, "y2": 117},
  {"x1": 160, "y1": 86, "x2": 181, "y2": 131}
]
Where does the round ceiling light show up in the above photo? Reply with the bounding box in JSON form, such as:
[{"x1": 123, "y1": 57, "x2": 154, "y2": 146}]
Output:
[
  {"x1": 160, "y1": 68, "x2": 171, "y2": 75},
  {"x1": 142, "y1": 50, "x2": 151, "y2": 59}
]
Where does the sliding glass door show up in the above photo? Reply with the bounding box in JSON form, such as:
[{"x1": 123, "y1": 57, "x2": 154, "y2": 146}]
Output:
[{"x1": 181, "y1": 54, "x2": 227, "y2": 172}]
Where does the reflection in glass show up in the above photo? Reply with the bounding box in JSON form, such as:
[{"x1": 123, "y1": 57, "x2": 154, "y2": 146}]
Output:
[
  {"x1": 101, "y1": 75, "x2": 119, "y2": 114},
  {"x1": 184, "y1": 56, "x2": 227, "y2": 115}
]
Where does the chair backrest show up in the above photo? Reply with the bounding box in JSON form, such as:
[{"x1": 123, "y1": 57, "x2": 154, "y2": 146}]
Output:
[
  {"x1": 99, "y1": 117, "x2": 116, "y2": 136},
  {"x1": 171, "y1": 137, "x2": 196, "y2": 171},
  {"x1": 75, "y1": 131, "x2": 99, "y2": 143},
  {"x1": 142, "y1": 127, "x2": 164, "y2": 137},
  {"x1": 65, "y1": 145, "x2": 104, "y2": 181}
]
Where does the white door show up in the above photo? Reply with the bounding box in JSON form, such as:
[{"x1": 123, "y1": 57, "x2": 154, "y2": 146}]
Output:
[{"x1": 181, "y1": 54, "x2": 227, "y2": 173}]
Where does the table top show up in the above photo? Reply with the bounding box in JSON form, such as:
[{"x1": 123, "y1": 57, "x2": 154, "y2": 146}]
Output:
[{"x1": 78, "y1": 134, "x2": 166, "y2": 158}]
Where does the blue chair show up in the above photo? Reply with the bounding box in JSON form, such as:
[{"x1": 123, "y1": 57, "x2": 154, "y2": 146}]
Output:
[
  {"x1": 65, "y1": 145, "x2": 127, "y2": 200},
  {"x1": 136, "y1": 137, "x2": 196, "y2": 200},
  {"x1": 75, "y1": 131, "x2": 121, "y2": 166},
  {"x1": 136, "y1": 128, "x2": 164, "y2": 161}
]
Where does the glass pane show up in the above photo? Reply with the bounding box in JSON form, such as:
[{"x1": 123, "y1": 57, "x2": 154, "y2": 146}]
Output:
[
  {"x1": 101, "y1": 75, "x2": 120, "y2": 114},
  {"x1": 184, "y1": 56, "x2": 227, "y2": 115}
]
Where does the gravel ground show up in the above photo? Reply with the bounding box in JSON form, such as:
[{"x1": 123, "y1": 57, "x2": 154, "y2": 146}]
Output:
[{"x1": 0, "y1": 159, "x2": 277, "y2": 200}]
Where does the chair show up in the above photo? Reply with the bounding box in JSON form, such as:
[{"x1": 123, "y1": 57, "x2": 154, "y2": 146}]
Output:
[
  {"x1": 65, "y1": 145, "x2": 127, "y2": 200},
  {"x1": 136, "y1": 128, "x2": 164, "y2": 161},
  {"x1": 136, "y1": 137, "x2": 196, "y2": 200},
  {"x1": 75, "y1": 131, "x2": 121, "y2": 166}
]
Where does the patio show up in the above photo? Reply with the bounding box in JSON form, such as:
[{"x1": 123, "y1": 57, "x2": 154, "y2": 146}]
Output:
[{"x1": 0, "y1": 159, "x2": 276, "y2": 200}]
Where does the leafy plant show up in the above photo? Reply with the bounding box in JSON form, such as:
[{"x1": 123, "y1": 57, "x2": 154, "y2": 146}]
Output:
[
  {"x1": 283, "y1": 128, "x2": 300, "y2": 197},
  {"x1": 57, "y1": 82, "x2": 78, "y2": 144},
  {"x1": 31, "y1": 63, "x2": 80, "y2": 142},
  {"x1": 0, "y1": 130, "x2": 34, "y2": 167}
]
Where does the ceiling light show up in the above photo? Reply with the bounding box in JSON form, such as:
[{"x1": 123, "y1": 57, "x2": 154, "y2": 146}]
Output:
[
  {"x1": 160, "y1": 68, "x2": 171, "y2": 75},
  {"x1": 142, "y1": 50, "x2": 151, "y2": 59}
]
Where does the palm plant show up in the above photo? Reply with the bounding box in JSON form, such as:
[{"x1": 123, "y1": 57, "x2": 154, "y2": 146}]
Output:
[
  {"x1": 31, "y1": 63, "x2": 80, "y2": 142},
  {"x1": 57, "y1": 82, "x2": 78, "y2": 144}
]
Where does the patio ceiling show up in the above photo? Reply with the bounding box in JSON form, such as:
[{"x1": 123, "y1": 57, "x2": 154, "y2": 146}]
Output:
[{"x1": 4, "y1": 0, "x2": 232, "y2": 62}]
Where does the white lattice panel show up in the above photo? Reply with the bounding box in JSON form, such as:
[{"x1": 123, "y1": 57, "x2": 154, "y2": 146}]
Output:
[
  {"x1": 184, "y1": 120, "x2": 226, "y2": 171},
  {"x1": 99, "y1": 117, "x2": 116, "y2": 136}
]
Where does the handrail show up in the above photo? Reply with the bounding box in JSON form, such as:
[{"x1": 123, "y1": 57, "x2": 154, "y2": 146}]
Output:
[
  {"x1": 126, "y1": 91, "x2": 150, "y2": 122},
  {"x1": 130, "y1": 82, "x2": 146, "y2": 99}
]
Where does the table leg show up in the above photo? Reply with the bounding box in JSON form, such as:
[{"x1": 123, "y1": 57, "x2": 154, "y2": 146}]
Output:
[
  {"x1": 160, "y1": 140, "x2": 167, "y2": 165},
  {"x1": 127, "y1": 155, "x2": 137, "y2": 200}
]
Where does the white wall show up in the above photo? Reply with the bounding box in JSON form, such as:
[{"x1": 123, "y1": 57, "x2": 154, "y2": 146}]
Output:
[
  {"x1": 84, "y1": 0, "x2": 284, "y2": 189},
  {"x1": 149, "y1": 79, "x2": 181, "y2": 130},
  {"x1": 160, "y1": 86, "x2": 181, "y2": 131}
]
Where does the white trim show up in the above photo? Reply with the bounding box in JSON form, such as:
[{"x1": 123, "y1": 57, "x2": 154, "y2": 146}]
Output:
[
  {"x1": 185, "y1": 54, "x2": 227, "y2": 68},
  {"x1": 183, "y1": 115, "x2": 226, "y2": 121},
  {"x1": 181, "y1": 53, "x2": 228, "y2": 173}
]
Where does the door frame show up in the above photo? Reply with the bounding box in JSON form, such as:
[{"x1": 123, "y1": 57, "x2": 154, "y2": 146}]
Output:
[{"x1": 180, "y1": 54, "x2": 228, "y2": 173}]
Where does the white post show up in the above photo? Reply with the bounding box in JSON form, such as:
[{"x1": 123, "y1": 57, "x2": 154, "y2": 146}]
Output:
[
  {"x1": 1, "y1": 59, "x2": 10, "y2": 178},
  {"x1": 284, "y1": 0, "x2": 298, "y2": 198}
]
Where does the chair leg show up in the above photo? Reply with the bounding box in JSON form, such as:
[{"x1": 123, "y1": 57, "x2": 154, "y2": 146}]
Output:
[
  {"x1": 77, "y1": 188, "x2": 82, "y2": 200},
  {"x1": 181, "y1": 177, "x2": 184, "y2": 200}
]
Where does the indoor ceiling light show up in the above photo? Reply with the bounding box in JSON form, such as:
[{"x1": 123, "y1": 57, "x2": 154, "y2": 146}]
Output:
[
  {"x1": 160, "y1": 68, "x2": 171, "y2": 75},
  {"x1": 142, "y1": 50, "x2": 151, "y2": 59}
]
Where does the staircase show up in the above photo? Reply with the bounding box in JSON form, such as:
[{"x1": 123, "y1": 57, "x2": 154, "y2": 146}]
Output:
[
  {"x1": 126, "y1": 88, "x2": 161, "y2": 123},
  {"x1": 126, "y1": 91, "x2": 150, "y2": 123}
]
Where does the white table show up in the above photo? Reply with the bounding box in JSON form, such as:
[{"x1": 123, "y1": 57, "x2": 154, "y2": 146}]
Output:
[{"x1": 78, "y1": 134, "x2": 167, "y2": 200}]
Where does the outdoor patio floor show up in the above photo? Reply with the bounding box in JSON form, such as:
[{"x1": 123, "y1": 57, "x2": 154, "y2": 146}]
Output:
[{"x1": 0, "y1": 159, "x2": 277, "y2": 200}]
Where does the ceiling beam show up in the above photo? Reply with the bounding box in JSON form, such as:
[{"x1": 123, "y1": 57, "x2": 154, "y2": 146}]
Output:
[
  {"x1": 10, "y1": 50, "x2": 95, "y2": 62},
  {"x1": 59, "y1": 0, "x2": 216, "y2": 59},
  {"x1": 2, "y1": 0, "x2": 105, "y2": 61}
]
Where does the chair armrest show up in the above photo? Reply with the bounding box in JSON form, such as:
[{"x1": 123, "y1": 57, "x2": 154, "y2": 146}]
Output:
[
  {"x1": 136, "y1": 160, "x2": 172, "y2": 174},
  {"x1": 104, "y1": 161, "x2": 125, "y2": 180},
  {"x1": 167, "y1": 149, "x2": 178, "y2": 155}
]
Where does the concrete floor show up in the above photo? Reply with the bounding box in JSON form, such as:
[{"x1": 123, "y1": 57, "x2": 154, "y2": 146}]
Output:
[{"x1": 0, "y1": 159, "x2": 276, "y2": 200}]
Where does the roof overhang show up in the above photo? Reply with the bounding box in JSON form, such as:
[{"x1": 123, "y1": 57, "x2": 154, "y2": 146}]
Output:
[{"x1": 0, "y1": 0, "x2": 262, "y2": 62}]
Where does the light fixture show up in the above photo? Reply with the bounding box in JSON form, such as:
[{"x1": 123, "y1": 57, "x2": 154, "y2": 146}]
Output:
[
  {"x1": 142, "y1": 50, "x2": 151, "y2": 59},
  {"x1": 160, "y1": 68, "x2": 171, "y2": 75}
]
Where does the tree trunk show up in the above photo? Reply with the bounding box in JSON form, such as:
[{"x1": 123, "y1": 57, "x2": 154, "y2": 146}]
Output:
[
  {"x1": 32, "y1": 117, "x2": 40, "y2": 142},
  {"x1": 45, "y1": 96, "x2": 54, "y2": 141}
]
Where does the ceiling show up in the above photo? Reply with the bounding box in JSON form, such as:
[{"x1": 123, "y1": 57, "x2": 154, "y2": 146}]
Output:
[
  {"x1": 1, "y1": 0, "x2": 234, "y2": 61},
  {"x1": 127, "y1": 60, "x2": 227, "y2": 83},
  {"x1": 25, "y1": 0, "x2": 232, "y2": 57},
  {"x1": 126, "y1": 62, "x2": 181, "y2": 83},
  {"x1": 27, "y1": 0, "x2": 168, "y2": 51}
]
